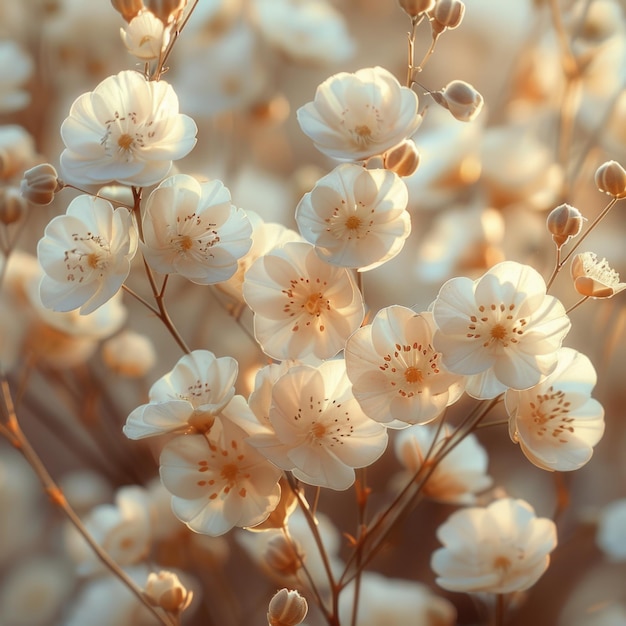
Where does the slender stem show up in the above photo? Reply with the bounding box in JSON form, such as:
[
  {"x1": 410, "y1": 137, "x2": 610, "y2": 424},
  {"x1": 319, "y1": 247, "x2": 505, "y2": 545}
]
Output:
[
  {"x1": 495, "y1": 593, "x2": 506, "y2": 626},
  {"x1": 405, "y1": 16, "x2": 424, "y2": 87},
  {"x1": 62, "y1": 183, "x2": 134, "y2": 210},
  {"x1": 565, "y1": 295, "x2": 590, "y2": 315}
]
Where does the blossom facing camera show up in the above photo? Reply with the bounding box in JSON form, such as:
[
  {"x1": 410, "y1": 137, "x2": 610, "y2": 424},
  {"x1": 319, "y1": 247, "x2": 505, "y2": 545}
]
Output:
[
  {"x1": 433, "y1": 80, "x2": 484, "y2": 122},
  {"x1": 59, "y1": 70, "x2": 197, "y2": 187},
  {"x1": 505, "y1": 347, "x2": 604, "y2": 472},
  {"x1": 431, "y1": 498, "x2": 557, "y2": 594},
  {"x1": 594, "y1": 160, "x2": 626, "y2": 198},
  {"x1": 37, "y1": 195, "x2": 138, "y2": 315},
  {"x1": 571, "y1": 252, "x2": 626, "y2": 298},
  {"x1": 297, "y1": 66, "x2": 422, "y2": 161}
]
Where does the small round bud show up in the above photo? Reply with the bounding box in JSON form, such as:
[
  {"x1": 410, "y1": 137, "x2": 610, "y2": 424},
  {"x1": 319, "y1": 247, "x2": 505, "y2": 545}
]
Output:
[
  {"x1": 144, "y1": 0, "x2": 186, "y2": 25},
  {"x1": 101, "y1": 330, "x2": 157, "y2": 377},
  {"x1": 430, "y1": 0, "x2": 465, "y2": 34},
  {"x1": 267, "y1": 588, "x2": 308, "y2": 626},
  {"x1": 0, "y1": 187, "x2": 28, "y2": 224},
  {"x1": 432, "y1": 80, "x2": 484, "y2": 122},
  {"x1": 398, "y1": 0, "x2": 436, "y2": 18},
  {"x1": 382, "y1": 140, "x2": 421, "y2": 177},
  {"x1": 594, "y1": 160, "x2": 626, "y2": 199},
  {"x1": 264, "y1": 535, "x2": 304, "y2": 577},
  {"x1": 145, "y1": 571, "x2": 192, "y2": 614},
  {"x1": 20, "y1": 163, "x2": 63, "y2": 206},
  {"x1": 110, "y1": 0, "x2": 145, "y2": 23},
  {"x1": 546, "y1": 203, "x2": 584, "y2": 248}
]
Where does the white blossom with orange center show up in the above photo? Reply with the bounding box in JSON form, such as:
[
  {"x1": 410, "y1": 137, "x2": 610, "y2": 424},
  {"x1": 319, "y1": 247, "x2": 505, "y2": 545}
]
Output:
[
  {"x1": 505, "y1": 347, "x2": 604, "y2": 471},
  {"x1": 141, "y1": 174, "x2": 253, "y2": 285},
  {"x1": 431, "y1": 498, "x2": 557, "y2": 594},
  {"x1": 59, "y1": 70, "x2": 197, "y2": 186},
  {"x1": 346, "y1": 307, "x2": 466, "y2": 426},
  {"x1": 248, "y1": 359, "x2": 388, "y2": 491},
  {"x1": 432, "y1": 261, "x2": 571, "y2": 399},
  {"x1": 242, "y1": 241, "x2": 364, "y2": 361},
  {"x1": 37, "y1": 195, "x2": 138, "y2": 315},
  {"x1": 159, "y1": 406, "x2": 282, "y2": 536},
  {"x1": 295, "y1": 164, "x2": 411, "y2": 271},
  {"x1": 297, "y1": 66, "x2": 421, "y2": 161},
  {"x1": 124, "y1": 349, "x2": 238, "y2": 440}
]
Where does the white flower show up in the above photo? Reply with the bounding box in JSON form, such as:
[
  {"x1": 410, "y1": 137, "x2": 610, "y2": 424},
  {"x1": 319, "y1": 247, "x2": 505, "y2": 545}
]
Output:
[
  {"x1": 297, "y1": 66, "x2": 422, "y2": 161},
  {"x1": 571, "y1": 251, "x2": 626, "y2": 298},
  {"x1": 60, "y1": 70, "x2": 197, "y2": 186},
  {"x1": 37, "y1": 195, "x2": 138, "y2": 315},
  {"x1": 159, "y1": 411, "x2": 282, "y2": 536},
  {"x1": 242, "y1": 241, "x2": 364, "y2": 361},
  {"x1": 431, "y1": 498, "x2": 557, "y2": 594},
  {"x1": 141, "y1": 174, "x2": 253, "y2": 284},
  {"x1": 345, "y1": 306, "x2": 465, "y2": 426},
  {"x1": 124, "y1": 349, "x2": 238, "y2": 440},
  {"x1": 248, "y1": 359, "x2": 388, "y2": 491},
  {"x1": 596, "y1": 499, "x2": 626, "y2": 561},
  {"x1": 252, "y1": 0, "x2": 355, "y2": 66},
  {"x1": 295, "y1": 164, "x2": 411, "y2": 271},
  {"x1": 0, "y1": 40, "x2": 33, "y2": 113},
  {"x1": 505, "y1": 347, "x2": 605, "y2": 471},
  {"x1": 102, "y1": 329, "x2": 157, "y2": 377},
  {"x1": 432, "y1": 261, "x2": 571, "y2": 399},
  {"x1": 120, "y1": 10, "x2": 169, "y2": 60},
  {"x1": 394, "y1": 424, "x2": 492, "y2": 504}
]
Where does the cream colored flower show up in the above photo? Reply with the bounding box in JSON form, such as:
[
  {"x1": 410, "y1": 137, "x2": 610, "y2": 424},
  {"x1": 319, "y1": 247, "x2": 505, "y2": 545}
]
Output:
[
  {"x1": 120, "y1": 10, "x2": 170, "y2": 60},
  {"x1": 571, "y1": 251, "x2": 626, "y2": 298}
]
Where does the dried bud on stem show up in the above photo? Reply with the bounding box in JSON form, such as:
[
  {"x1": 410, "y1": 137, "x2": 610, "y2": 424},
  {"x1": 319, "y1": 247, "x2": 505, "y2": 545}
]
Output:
[
  {"x1": 432, "y1": 80, "x2": 484, "y2": 122},
  {"x1": 267, "y1": 588, "x2": 308, "y2": 626},
  {"x1": 382, "y1": 140, "x2": 421, "y2": 177},
  {"x1": 594, "y1": 160, "x2": 626, "y2": 199},
  {"x1": 0, "y1": 187, "x2": 28, "y2": 224},
  {"x1": 20, "y1": 163, "x2": 63, "y2": 206},
  {"x1": 264, "y1": 534, "x2": 304, "y2": 577},
  {"x1": 398, "y1": 0, "x2": 436, "y2": 18},
  {"x1": 546, "y1": 203, "x2": 584, "y2": 248},
  {"x1": 111, "y1": 0, "x2": 145, "y2": 22},
  {"x1": 430, "y1": 0, "x2": 465, "y2": 35},
  {"x1": 144, "y1": 570, "x2": 193, "y2": 614}
]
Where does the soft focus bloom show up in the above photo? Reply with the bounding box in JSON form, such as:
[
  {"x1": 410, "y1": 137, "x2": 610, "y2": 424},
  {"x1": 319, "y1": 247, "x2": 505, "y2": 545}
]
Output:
[
  {"x1": 120, "y1": 10, "x2": 170, "y2": 60},
  {"x1": 297, "y1": 66, "x2": 422, "y2": 161},
  {"x1": 102, "y1": 330, "x2": 157, "y2": 377},
  {"x1": 124, "y1": 349, "x2": 238, "y2": 439},
  {"x1": 242, "y1": 241, "x2": 364, "y2": 361},
  {"x1": 0, "y1": 40, "x2": 33, "y2": 113},
  {"x1": 0, "y1": 125, "x2": 38, "y2": 180},
  {"x1": 267, "y1": 588, "x2": 308, "y2": 626},
  {"x1": 432, "y1": 261, "x2": 571, "y2": 399},
  {"x1": 60, "y1": 70, "x2": 197, "y2": 186},
  {"x1": 596, "y1": 499, "x2": 626, "y2": 561},
  {"x1": 144, "y1": 571, "x2": 193, "y2": 613},
  {"x1": 394, "y1": 424, "x2": 492, "y2": 504},
  {"x1": 505, "y1": 347, "x2": 604, "y2": 471},
  {"x1": 141, "y1": 174, "x2": 253, "y2": 284},
  {"x1": 345, "y1": 306, "x2": 465, "y2": 426},
  {"x1": 37, "y1": 195, "x2": 138, "y2": 315},
  {"x1": 295, "y1": 164, "x2": 411, "y2": 271},
  {"x1": 571, "y1": 251, "x2": 626, "y2": 298},
  {"x1": 253, "y1": 0, "x2": 354, "y2": 66},
  {"x1": 159, "y1": 411, "x2": 282, "y2": 536},
  {"x1": 248, "y1": 359, "x2": 388, "y2": 490},
  {"x1": 431, "y1": 498, "x2": 557, "y2": 594}
]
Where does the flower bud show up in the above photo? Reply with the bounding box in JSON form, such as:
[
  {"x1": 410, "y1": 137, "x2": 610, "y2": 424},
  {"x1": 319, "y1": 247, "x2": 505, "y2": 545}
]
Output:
[
  {"x1": 264, "y1": 535, "x2": 304, "y2": 577},
  {"x1": 145, "y1": 571, "x2": 192, "y2": 614},
  {"x1": 432, "y1": 80, "x2": 484, "y2": 122},
  {"x1": 398, "y1": 0, "x2": 436, "y2": 18},
  {"x1": 571, "y1": 251, "x2": 626, "y2": 298},
  {"x1": 594, "y1": 160, "x2": 626, "y2": 199},
  {"x1": 0, "y1": 187, "x2": 28, "y2": 224},
  {"x1": 20, "y1": 163, "x2": 63, "y2": 206},
  {"x1": 102, "y1": 330, "x2": 157, "y2": 377},
  {"x1": 546, "y1": 203, "x2": 584, "y2": 248},
  {"x1": 382, "y1": 140, "x2": 421, "y2": 177},
  {"x1": 247, "y1": 477, "x2": 298, "y2": 532},
  {"x1": 430, "y1": 0, "x2": 465, "y2": 34},
  {"x1": 110, "y1": 0, "x2": 145, "y2": 23},
  {"x1": 267, "y1": 588, "x2": 308, "y2": 626},
  {"x1": 144, "y1": 0, "x2": 186, "y2": 25}
]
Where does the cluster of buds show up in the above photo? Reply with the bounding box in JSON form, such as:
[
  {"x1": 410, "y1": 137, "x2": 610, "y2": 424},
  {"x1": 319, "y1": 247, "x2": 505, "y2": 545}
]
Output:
[
  {"x1": 431, "y1": 80, "x2": 484, "y2": 122},
  {"x1": 429, "y1": 0, "x2": 465, "y2": 35},
  {"x1": 546, "y1": 203, "x2": 584, "y2": 248},
  {"x1": 267, "y1": 588, "x2": 308, "y2": 626}
]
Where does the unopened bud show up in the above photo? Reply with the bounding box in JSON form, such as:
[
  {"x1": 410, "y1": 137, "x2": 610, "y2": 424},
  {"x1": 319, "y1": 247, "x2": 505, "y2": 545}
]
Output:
[
  {"x1": 247, "y1": 477, "x2": 298, "y2": 532},
  {"x1": 267, "y1": 589, "x2": 308, "y2": 626},
  {"x1": 145, "y1": 571, "x2": 193, "y2": 614},
  {"x1": 432, "y1": 80, "x2": 483, "y2": 122},
  {"x1": 102, "y1": 330, "x2": 157, "y2": 377},
  {"x1": 20, "y1": 163, "x2": 63, "y2": 206},
  {"x1": 264, "y1": 535, "x2": 304, "y2": 577},
  {"x1": 110, "y1": 0, "x2": 145, "y2": 22},
  {"x1": 382, "y1": 140, "x2": 421, "y2": 177},
  {"x1": 430, "y1": 0, "x2": 465, "y2": 34},
  {"x1": 398, "y1": 0, "x2": 436, "y2": 18},
  {"x1": 145, "y1": 0, "x2": 186, "y2": 25},
  {"x1": 546, "y1": 203, "x2": 584, "y2": 248},
  {"x1": 0, "y1": 187, "x2": 28, "y2": 224},
  {"x1": 594, "y1": 160, "x2": 626, "y2": 199}
]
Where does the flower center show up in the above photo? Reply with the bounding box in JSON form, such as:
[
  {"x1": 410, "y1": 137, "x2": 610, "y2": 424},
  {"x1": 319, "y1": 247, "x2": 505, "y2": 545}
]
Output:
[
  {"x1": 304, "y1": 292, "x2": 325, "y2": 316},
  {"x1": 220, "y1": 462, "x2": 239, "y2": 483},
  {"x1": 467, "y1": 303, "x2": 527, "y2": 349},
  {"x1": 117, "y1": 133, "x2": 134, "y2": 151},
  {"x1": 404, "y1": 366, "x2": 423, "y2": 383},
  {"x1": 493, "y1": 555, "x2": 512, "y2": 573},
  {"x1": 490, "y1": 323, "x2": 507, "y2": 340},
  {"x1": 345, "y1": 215, "x2": 362, "y2": 230},
  {"x1": 175, "y1": 234, "x2": 194, "y2": 252},
  {"x1": 353, "y1": 124, "x2": 373, "y2": 144},
  {"x1": 529, "y1": 386, "x2": 574, "y2": 442},
  {"x1": 312, "y1": 422, "x2": 327, "y2": 439}
]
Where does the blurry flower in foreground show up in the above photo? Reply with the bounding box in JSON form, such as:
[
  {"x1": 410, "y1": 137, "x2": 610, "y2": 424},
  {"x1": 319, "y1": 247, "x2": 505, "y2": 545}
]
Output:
[
  {"x1": 37, "y1": 195, "x2": 138, "y2": 315},
  {"x1": 505, "y1": 347, "x2": 604, "y2": 472},
  {"x1": 123, "y1": 349, "x2": 238, "y2": 439},
  {"x1": 248, "y1": 359, "x2": 388, "y2": 491},
  {"x1": 432, "y1": 261, "x2": 571, "y2": 399},
  {"x1": 267, "y1": 588, "x2": 308, "y2": 626},
  {"x1": 345, "y1": 306, "x2": 465, "y2": 426},
  {"x1": 141, "y1": 174, "x2": 252, "y2": 285},
  {"x1": 159, "y1": 415, "x2": 282, "y2": 536},
  {"x1": 120, "y1": 10, "x2": 170, "y2": 60},
  {"x1": 432, "y1": 498, "x2": 557, "y2": 594},
  {"x1": 571, "y1": 252, "x2": 626, "y2": 298},
  {"x1": 0, "y1": 40, "x2": 33, "y2": 113},
  {"x1": 394, "y1": 424, "x2": 492, "y2": 504},
  {"x1": 596, "y1": 499, "x2": 626, "y2": 561},
  {"x1": 60, "y1": 70, "x2": 197, "y2": 186},
  {"x1": 102, "y1": 330, "x2": 157, "y2": 377},
  {"x1": 242, "y1": 241, "x2": 364, "y2": 361},
  {"x1": 0, "y1": 125, "x2": 37, "y2": 180},
  {"x1": 295, "y1": 164, "x2": 411, "y2": 271},
  {"x1": 297, "y1": 66, "x2": 421, "y2": 161}
]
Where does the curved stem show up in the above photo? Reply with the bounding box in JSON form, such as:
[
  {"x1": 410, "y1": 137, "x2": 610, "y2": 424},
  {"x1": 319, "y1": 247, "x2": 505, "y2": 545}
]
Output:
[{"x1": 565, "y1": 295, "x2": 590, "y2": 315}]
